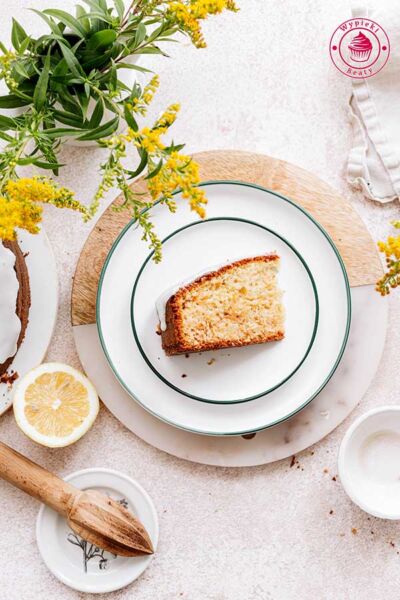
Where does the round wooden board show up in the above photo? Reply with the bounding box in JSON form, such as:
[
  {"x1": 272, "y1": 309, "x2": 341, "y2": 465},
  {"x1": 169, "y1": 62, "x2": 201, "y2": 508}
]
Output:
[
  {"x1": 71, "y1": 150, "x2": 382, "y2": 326},
  {"x1": 71, "y1": 150, "x2": 387, "y2": 466}
]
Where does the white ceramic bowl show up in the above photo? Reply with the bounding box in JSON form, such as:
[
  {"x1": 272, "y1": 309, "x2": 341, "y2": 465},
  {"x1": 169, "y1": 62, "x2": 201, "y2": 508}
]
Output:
[{"x1": 339, "y1": 406, "x2": 400, "y2": 519}]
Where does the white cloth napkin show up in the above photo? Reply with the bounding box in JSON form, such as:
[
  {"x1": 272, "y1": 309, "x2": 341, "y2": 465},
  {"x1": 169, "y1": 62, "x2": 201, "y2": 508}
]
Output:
[{"x1": 348, "y1": 1, "x2": 400, "y2": 203}]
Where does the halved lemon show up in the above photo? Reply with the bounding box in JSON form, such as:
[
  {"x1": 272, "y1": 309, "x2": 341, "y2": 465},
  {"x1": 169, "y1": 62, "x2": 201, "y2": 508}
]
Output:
[{"x1": 13, "y1": 363, "x2": 99, "y2": 448}]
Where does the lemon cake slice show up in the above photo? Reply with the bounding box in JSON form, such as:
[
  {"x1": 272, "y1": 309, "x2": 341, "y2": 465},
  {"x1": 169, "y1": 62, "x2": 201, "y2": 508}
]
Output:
[{"x1": 159, "y1": 255, "x2": 285, "y2": 355}]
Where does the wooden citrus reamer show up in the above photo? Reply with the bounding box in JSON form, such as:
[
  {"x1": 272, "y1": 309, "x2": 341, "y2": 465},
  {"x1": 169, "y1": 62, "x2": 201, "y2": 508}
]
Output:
[{"x1": 0, "y1": 441, "x2": 154, "y2": 557}]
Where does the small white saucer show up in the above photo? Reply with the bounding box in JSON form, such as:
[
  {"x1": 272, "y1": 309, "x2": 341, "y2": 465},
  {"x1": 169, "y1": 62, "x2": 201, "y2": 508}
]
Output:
[
  {"x1": 36, "y1": 468, "x2": 158, "y2": 593},
  {"x1": 339, "y1": 407, "x2": 400, "y2": 520}
]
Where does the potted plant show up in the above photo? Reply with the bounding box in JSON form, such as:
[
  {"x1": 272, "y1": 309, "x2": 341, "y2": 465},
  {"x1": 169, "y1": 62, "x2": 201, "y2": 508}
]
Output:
[{"x1": 0, "y1": 0, "x2": 238, "y2": 260}]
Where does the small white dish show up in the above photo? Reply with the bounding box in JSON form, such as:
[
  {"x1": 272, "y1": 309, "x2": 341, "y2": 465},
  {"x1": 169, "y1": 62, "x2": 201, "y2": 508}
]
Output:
[
  {"x1": 36, "y1": 468, "x2": 158, "y2": 594},
  {"x1": 339, "y1": 406, "x2": 400, "y2": 519}
]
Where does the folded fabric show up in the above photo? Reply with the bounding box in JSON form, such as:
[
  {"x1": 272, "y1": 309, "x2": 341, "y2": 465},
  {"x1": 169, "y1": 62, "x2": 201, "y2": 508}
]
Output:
[{"x1": 348, "y1": 1, "x2": 400, "y2": 203}]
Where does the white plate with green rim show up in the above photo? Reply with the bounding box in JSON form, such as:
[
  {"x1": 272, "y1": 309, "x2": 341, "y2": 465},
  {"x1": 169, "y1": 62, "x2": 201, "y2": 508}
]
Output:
[
  {"x1": 97, "y1": 181, "x2": 351, "y2": 435},
  {"x1": 130, "y1": 217, "x2": 319, "y2": 404}
]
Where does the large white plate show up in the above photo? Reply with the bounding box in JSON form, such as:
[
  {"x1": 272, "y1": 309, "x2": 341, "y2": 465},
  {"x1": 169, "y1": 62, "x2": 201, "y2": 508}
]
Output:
[
  {"x1": 131, "y1": 217, "x2": 319, "y2": 404},
  {"x1": 97, "y1": 182, "x2": 351, "y2": 435},
  {"x1": 0, "y1": 229, "x2": 58, "y2": 415}
]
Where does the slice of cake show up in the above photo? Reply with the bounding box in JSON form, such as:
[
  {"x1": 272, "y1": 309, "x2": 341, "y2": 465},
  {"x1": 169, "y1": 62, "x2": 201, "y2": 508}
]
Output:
[
  {"x1": 159, "y1": 255, "x2": 284, "y2": 356},
  {"x1": 0, "y1": 240, "x2": 30, "y2": 378}
]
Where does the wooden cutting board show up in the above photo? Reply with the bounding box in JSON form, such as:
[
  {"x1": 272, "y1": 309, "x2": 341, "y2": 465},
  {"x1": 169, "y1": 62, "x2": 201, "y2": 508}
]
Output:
[{"x1": 71, "y1": 150, "x2": 382, "y2": 326}]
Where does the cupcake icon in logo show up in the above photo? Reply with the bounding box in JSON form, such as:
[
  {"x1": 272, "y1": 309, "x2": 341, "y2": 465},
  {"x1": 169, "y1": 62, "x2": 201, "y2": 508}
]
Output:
[
  {"x1": 348, "y1": 31, "x2": 372, "y2": 62},
  {"x1": 330, "y1": 18, "x2": 390, "y2": 79}
]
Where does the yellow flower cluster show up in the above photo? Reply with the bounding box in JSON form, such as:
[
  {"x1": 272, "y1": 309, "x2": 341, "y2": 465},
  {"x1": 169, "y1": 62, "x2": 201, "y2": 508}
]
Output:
[
  {"x1": 147, "y1": 151, "x2": 207, "y2": 217},
  {"x1": 130, "y1": 126, "x2": 166, "y2": 153},
  {"x1": 131, "y1": 75, "x2": 160, "y2": 116},
  {"x1": 0, "y1": 196, "x2": 42, "y2": 240},
  {"x1": 167, "y1": 0, "x2": 238, "y2": 48},
  {"x1": 155, "y1": 103, "x2": 180, "y2": 129},
  {"x1": 0, "y1": 177, "x2": 87, "y2": 240},
  {"x1": 378, "y1": 235, "x2": 400, "y2": 260},
  {"x1": 376, "y1": 222, "x2": 400, "y2": 295},
  {"x1": 0, "y1": 51, "x2": 17, "y2": 90},
  {"x1": 127, "y1": 104, "x2": 181, "y2": 152}
]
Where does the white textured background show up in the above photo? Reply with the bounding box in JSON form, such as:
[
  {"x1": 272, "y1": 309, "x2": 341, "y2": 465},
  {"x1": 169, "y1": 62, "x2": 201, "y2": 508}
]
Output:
[{"x1": 1, "y1": 1, "x2": 400, "y2": 599}]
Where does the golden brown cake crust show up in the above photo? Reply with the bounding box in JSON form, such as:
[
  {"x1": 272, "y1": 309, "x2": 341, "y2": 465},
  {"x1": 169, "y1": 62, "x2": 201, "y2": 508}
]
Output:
[
  {"x1": 161, "y1": 255, "x2": 284, "y2": 356},
  {"x1": 0, "y1": 241, "x2": 31, "y2": 377}
]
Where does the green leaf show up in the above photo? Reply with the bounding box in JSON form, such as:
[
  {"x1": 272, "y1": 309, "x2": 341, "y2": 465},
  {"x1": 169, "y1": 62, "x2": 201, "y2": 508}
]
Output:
[
  {"x1": 58, "y1": 41, "x2": 85, "y2": 77},
  {"x1": 18, "y1": 37, "x2": 32, "y2": 54},
  {"x1": 136, "y1": 46, "x2": 166, "y2": 55},
  {"x1": 81, "y1": 0, "x2": 107, "y2": 13},
  {"x1": 0, "y1": 41, "x2": 7, "y2": 54},
  {"x1": 134, "y1": 23, "x2": 146, "y2": 47},
  {"x1": 13, "y1": 61, "x2": 30, "y2": 79},
  {"x1": 11, "y1": 18, "x2": 28, "y2": 51},
  {"x1": 75, "y1": 5, "x2": 90, "y2": 31},
  {"x1": 88, "y1": 97, "x2": 104, "y2": 128},
  {"x1": 127, "y1": 150, "x2": 148, "y2": 179},
  {"x1": 81, "y1": 10, "x2": 114, "y2": 24},
  {"x1": 98, "y1": 0, "x2": 108, "y2": 12},
  {"x1": 116, "y1": 62, "x2": 152, "y2": 73},
  {"x1": 53, "y1": 108, "x2": 85, "y2": 127},
  {"x1": 77, "y1": 115, "x2": 119, "y2": 140},
  {"x1": 0, "y1": 131, "x2": 14, "y2": 142},
  {"x1": 85, "y1": 29, "x2": 117, "y2": 53},
  {"x1": 43, "y1": 9, "x2": 87, "y2": 38},
  {"x1": 0, "y1": 94, "x2": 31, "y2": 108},
  {"x1": 43, "y1": 126, "x2": 84, "y2": 139},
  {"x1": 124, "y1": 103, "x2": 138, "y2": 131},
  {"x1": 0, "y1": 114, "x2": 17, "y2": 130},
  {"x1": 75, "y1": 88, "x2": 90, "y2": 119},
  {"x1": 113, "y1": 0, "x2": 125, "y2": 20},
  {"x1": 32, "y1": 159, "x2": 66, "y2": 170},
  {"x1": 33, "y1": 50, "x2": 51, "y2": 111},
  {"x1": 30, "y1": 9, "x2": 64, "y2": 37},
  {"x1": 146, "y1": 159, "x2": 163, "y2": 180}
]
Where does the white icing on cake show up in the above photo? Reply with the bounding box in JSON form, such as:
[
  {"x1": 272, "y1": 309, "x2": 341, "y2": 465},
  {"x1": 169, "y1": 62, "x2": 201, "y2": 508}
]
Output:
[{"x1": 0, "y1": 243, "x2": 21, "y2": 364}]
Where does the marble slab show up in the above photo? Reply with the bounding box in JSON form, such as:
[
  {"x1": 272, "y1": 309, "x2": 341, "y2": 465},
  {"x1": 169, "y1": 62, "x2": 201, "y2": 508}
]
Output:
[{"x1": 74, "y1": 285, "x2": 387, "y2": 466}]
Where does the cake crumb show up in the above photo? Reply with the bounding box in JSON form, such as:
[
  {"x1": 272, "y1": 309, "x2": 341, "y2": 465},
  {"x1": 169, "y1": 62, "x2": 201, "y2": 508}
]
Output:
[
  {"x1": 290, "y1": 455, "x2": 296, "y2": 468},
  {"x1": 185, "y1": 354, "x2": 189, "y2": 358},
  {"x1": 323, "y1": 468, "x2": 329, "y2": 474},
  {"x1": 207, "y1": 358, "x2": 216, "y2": 366},
  {"x1": 332, "y1": 476, "x2": 337, "y2": 482},
  {"x1": 0, "y1": 371, "x2": 19, "y2": 386},
  {"x1": 155, "y1": 325, "x2": 162, "y2": 336},
  {"x1": 390, "y1": 541, "x2": 395, "y2": 548},
  {"x1": 241, "y1": 432, "x2": 256, "y2": 440},
  {"x1": 329, "y1": 509, "x2": 334, "y2": 515},
  {"x1": 181, "y1": 374, "x2": 187, "y2": 378},
  {"x1": 351, "y1": 528, "x2": 358, "y2": 535}
]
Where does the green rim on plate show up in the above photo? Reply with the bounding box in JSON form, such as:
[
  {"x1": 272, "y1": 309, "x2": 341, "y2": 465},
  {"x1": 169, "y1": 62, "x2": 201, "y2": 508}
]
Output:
[
  {"x1": 130, "y1": 216, "x2": 320, "y2": 405},
  {"x1": 96, "y1": 180, "x2": 352, "y2": 436}
]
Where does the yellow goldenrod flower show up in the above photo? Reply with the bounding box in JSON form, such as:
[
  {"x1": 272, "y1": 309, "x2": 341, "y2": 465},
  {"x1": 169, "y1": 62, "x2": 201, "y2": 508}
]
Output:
[
  {"x1": 167, "y1": 0, "x2": 238, "y2": 48},
  {"x1": 0, "y1": 177, "x2": 87, "y2": 239},
  {"x1": 0, "y1": 196, "x2": 42, "y2": 240},
  {"x1": 376, "y1": 222, "x2": 400, "y2": 295},
  {"x1": 156, "y1": 103, "x2": 181, "y2": 129},
  {"x1": 147, "y1": 151, "x2": 207, "y2": 218}
]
